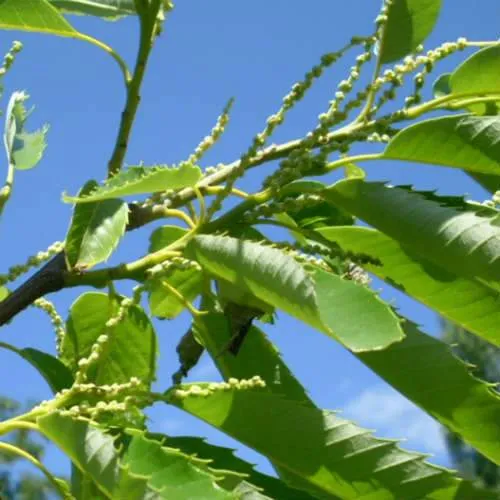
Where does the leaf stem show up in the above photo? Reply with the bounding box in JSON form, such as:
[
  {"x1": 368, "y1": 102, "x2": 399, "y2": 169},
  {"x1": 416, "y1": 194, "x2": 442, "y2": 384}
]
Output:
[
  {"x1": 0, "y1": 441, "x2": 71, "y2": 498},
  {"x1": 74, "y1": 32, "x2": 132, "y2": 85},
  {"x1": 0, "y1": 161, "x2": 14, "y2": 217},
  {"x1": 325, "y1": 153, "x2": 382, "y2": 172}
]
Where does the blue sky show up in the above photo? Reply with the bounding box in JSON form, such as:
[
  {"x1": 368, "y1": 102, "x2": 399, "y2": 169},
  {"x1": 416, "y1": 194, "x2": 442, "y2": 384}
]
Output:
[{"x1": 0, "y1": 0, "x2": 499, "y2": 484}]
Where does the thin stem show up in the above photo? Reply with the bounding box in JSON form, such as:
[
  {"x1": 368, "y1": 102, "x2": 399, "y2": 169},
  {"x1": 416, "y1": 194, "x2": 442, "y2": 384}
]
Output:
[
  {"x1": 204, "y1": 185, "x2": 249, "y2": 199},
  {"x1": 0, "y1": 442, "x2": 71, "y2": 499},
  {"x1": 0, "y1": 162, "x2": 14, "y2": 217},
  {"x1": 74, "y1": 33, "x2": 132, "y2": 85},
  {"x1": 325, "y1": 153, "x2": 382, "y2": 172},
  {"x1": 107, "y1": 2, "x2": 162, "y2": 178},
  {"x1": 159, "y1": 279, "x2": 205, "y2": 318},
  {"x1": 162, "y1": 209, "x2": 196, "y2": 228},
  {"x1": 406, "y1": 90, "x2": 500, "y2": 119}
]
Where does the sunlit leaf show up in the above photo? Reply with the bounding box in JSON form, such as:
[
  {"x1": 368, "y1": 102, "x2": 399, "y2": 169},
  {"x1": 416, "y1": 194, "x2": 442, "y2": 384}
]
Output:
[
  {"x1": 169, "y1": 383, "x2": 494, "y2": 499},
  {"x1": 384, "y1": 114, "x2": 500, "y2": 175},
  {"x1": 4, "y1": 91, "x2": 49, "y2": 170},
  {"x1": 450, "y1": 46, "x2": 500, "y2": 114},
  {"x1": 65, "y1": 180, "x2": 129, "y2": 269},
  {"x1": 63, "y1": 163, "x2": 202, "y2": 203},
  {"x1": 312, "y1": 267, "x2": 404, "y2": 351},
  {"x1": 62, "y1": 292, "x2": 157, "y2": 386},
  {"x1": 323, "y1": 179, "x2": 500, "y2": 287},
  {"x1": 0, "y1": 0, "x2": 77, "y2": 36},
  {"x1": 318, "y1": 226, "x2": 500, "y2": 347},
  {"x1": 50, "y1": 0, "x2": 136, "y2": 19},
  {"x1": 357, "y1": 319, "x2": 500, "y2": 465},
  {"x1": 379, "y1": 0, "x2": 442, "y2": 63}
]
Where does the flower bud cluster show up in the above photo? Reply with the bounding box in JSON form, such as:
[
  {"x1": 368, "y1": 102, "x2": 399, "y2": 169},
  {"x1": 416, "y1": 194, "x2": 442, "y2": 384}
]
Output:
[
  {"x1": 343, "y1": 262, "x2": 371, "y2": 286},
  {"x1": 171, "y1": 376, "x2": 266, "y2": 400},
  {"x1": 146, "y1": 257, "x2": 201, "y2": 280},
  {"x1": 0, "y1": 241, "x2": 64, "y2": 286},
  {"x1": 189, "y1": 98, "x2": 234, "y2": 164},
  {"x1": 0, "y1": 40, "x2": 23, "y2": 76},
  {"x1": 75, "y1": 333, "x2": 111, "y2": 383},
  {"x1": 33, "y1": 298, "x2": 66, "y2": 354}
]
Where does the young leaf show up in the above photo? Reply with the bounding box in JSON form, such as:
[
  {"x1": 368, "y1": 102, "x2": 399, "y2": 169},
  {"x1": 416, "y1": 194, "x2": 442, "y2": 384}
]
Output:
[
  {"x1": 50, "y1": 0, "x2": 136, "y2": 19},
  {"x1": 62, "y1": 292, "x2": 157, "y2": 386},
  {"x1": 186, "y1": 235, "x2": 322, "y2": 329},
  {"x1": 148, "y1": 225, "x2": 204, "y2": 319},
  {"x1": 0, "y1": 0, "x2": 77, "y2": 37},
  {"x1": 65, "y1": 180, "x2": 129, "y2": 269},
  {"x1": 323, "y1": 179, "x2": 500, "y2": 286},
  {"x1": 63, "y1": 163, "x2": 202, "y2": 203},
  {"x1": 379, "y1": 0, "x2": 443, "y2": 64},
  {"x1": 4, "y1": 91, "x2": 49, "y2": 170},
  {"x1": 317, "y1": 226, "x2": 500, "y2": 347},
  {"x1": 383, "y1": 115, "x2": 500, "y2": 175},
  {"x1": 312, "y1": 267, "x2": 404, "y2": 351},
  {"x1": 450, "y1": 46, "x2": 500, "y2": 114},
  {"x1": 169, "y1": 384, "x2": 494, "y2": 499},
  {"x1": 357, "y1": 319, "x2": 500, "y2": 465},
  {"x1": 148, "y1": 268, "x2": 204, "y2": 319}
]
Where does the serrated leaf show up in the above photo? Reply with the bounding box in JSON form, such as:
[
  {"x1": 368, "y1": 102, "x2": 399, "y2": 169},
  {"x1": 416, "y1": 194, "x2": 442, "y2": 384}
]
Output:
[
  {"x1": 312, "y1": 267, "x2": 404, "y2": 352},
  {"x1": 384, "y1": 114, "x2": 500, "y2": 175},
  {"x1": 317, "y1": 226, "x2": 500, "y2": 347},
  {"x1": 62, "y1": 292, "x2": 157, "y2": 386},
  {"x1": 323, "y1": 179, "x2": 500, "y2": 287},
  {"x1": 357, "y1": 319, "x2": 500, "y2": 465},
  {"x1": 63, "y1": 163, "x2": 202, "y2": 203},
  {"x1": 4, "y1": 91, "x2": 49, "y2": 170},
  {"x1": 121, "y1": 430, "x2": 234, "y2": 499},
  {"x1": 194, "y1": 313, "x2": 313, "y2": 404},
  {"x1": 65, "y1": 180, "x2": 129, "y2": 269},
  {"x1": 379, "y1": 0, "x2": 443, "y2": 64},
  {"x1": 50, "y1": 0, "x2": 136, "y2": 18},
  {"x1": 169, "y1": 384, "x2": 494, "y2": 499},
  {"x1": 186, "y1": 235, "x2": 321, "y2": 329},
  {"x1": 0, "y1": 0, "x2": 77, "y2": 36},
  {"x1": 450, "y1": 46, "x2": 500, "y2": 115},
  {"x1": 38, "y1": 413, "x2": 118, "y2": 497},
  {"x1": 162, "y1": 435, "x2": 314, "y2": 500}
]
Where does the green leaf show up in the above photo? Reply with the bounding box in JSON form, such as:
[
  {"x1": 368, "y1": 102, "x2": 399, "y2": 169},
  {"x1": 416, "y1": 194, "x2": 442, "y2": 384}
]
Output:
[
  {"x1": 0, "y1": 286, "x2": 9, "y2": 301},
  {"x1": 38, "y1": 413, "x2": 119, "y2": 497},
  {"x1": 120, "y1": 430, "x2": 235, "y2": 499},
  {"x1": 312, "y1": 267, "x2": 404, "y2": 352},
  {"x1": 323, "y1": 179, "x2": 500, "y2": 287},
  {"x1": 193, "y1": 313, "x2": 313, "y2": 404},
  {"x1": 149, "y1": 225, "x2": 188, "y2": 252},
  {"x1": 62, "y1": 292, "x2": 157, "y2": 386},
  {"x1": 4, "y1": 91, "x2": 49, "y2": 170},
  {"x1": 384, "y1": 114, "x2": 500, "y2": 175},
  {"x1": 379, "y1": 0, "x2": 443, "y2": 64},
  {"x1": 450, "y1": 46, "x2": 500, "y2": 115},
  {"x1": 148, "y1": 226, "x2": 204, "y2": 319},
  {"x1": 161, "y1": 435, "x2": 314, "y2": 500},
  {"x1": 317, "y1": 226, "x2": 500, "y2": 347},
  {"x1": 0, "y1": 0, "x2": 77, "y2": 36},
  {"x1": 169, "y1": 384, "x2": 494, "y2": 499},
  {"x1": 185, "y1": 235, "x2": 322, "y2": 329},
  {"x1": 65, "y1": 180, "x2": 129, "y2": 269},
  {"x1": 0, "y1": 342, "x2": 73, "y2": 393},
  {"x1": 357, "y1": 319, "x2": 500, "y2": 465},
  {"x1": 432, "y1": 72, "x2": 451, "y2": 98},
  {"x1": 49, "y1": 0, "x2": 136, "y2": 19},
  {"x1": 148, "y1": 268, "x2": 204, "y2": 319},
  {"x1": 63, "y1": 163, "x2": 202, "y2": 203}
]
